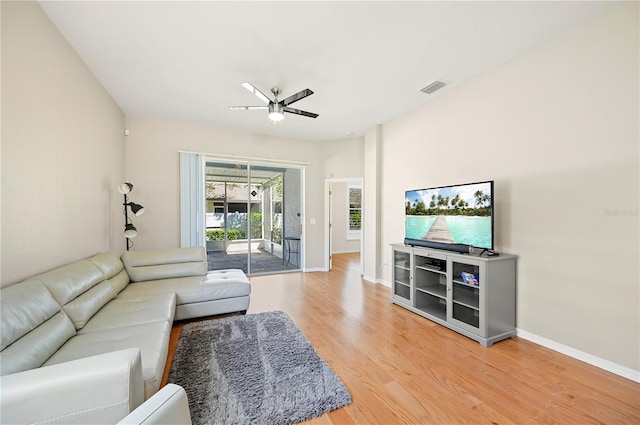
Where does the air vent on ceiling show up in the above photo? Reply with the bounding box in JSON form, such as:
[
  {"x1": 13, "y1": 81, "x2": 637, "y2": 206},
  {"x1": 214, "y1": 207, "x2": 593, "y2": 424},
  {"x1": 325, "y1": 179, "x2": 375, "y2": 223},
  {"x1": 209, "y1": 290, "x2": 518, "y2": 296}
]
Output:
[{"x1": 420, "y1": 80, "x2": 448, "y2": 94}]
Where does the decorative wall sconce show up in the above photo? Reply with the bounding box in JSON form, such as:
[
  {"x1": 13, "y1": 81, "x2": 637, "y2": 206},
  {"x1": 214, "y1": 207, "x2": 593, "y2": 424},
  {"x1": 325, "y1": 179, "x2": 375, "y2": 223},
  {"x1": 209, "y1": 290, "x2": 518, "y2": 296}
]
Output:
[{"x1": 118, "y1": 182, "x2": 145, "y2": 250}]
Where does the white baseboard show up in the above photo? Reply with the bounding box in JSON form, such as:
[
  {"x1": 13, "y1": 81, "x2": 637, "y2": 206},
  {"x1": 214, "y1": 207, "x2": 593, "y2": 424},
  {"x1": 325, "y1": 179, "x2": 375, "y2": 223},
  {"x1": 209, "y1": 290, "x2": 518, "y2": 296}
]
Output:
[
  {"x1": 362, "y1": 275, "x2": 390, "y2": 286},
  {"x1": 362, "y1": 275, "x2": 376, "y2": 284},
  {"x1": 303, "y1": 267, "x2": 327, "y2": 272},
  {"x1": 516, "y1": 329, "x2": 640, "y2": 383}
]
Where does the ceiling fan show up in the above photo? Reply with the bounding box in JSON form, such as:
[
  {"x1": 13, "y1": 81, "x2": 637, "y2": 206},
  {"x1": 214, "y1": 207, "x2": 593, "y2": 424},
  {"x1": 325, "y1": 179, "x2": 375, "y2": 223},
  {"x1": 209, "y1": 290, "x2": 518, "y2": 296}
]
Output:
[{"x1": 229, "y1": 82, "x2": 318, "y2": 123}]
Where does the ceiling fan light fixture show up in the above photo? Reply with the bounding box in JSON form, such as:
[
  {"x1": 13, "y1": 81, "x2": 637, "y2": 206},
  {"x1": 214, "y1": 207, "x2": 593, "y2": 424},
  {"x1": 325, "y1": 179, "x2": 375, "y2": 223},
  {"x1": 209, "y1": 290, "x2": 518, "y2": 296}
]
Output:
[
  {"x1": 268, "y1": 103, "x2": 285, "y2": 122},
  {"x1": 232, "y1": 83, "x2": 317, "y2": 122}
]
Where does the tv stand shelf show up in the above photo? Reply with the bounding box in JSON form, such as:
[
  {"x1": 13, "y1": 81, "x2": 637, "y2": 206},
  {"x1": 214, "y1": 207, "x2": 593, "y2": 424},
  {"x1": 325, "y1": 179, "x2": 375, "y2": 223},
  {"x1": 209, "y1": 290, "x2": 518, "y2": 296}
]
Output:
[{"x1": 391, "y1": 244, "x2": 517, "y2": 347}]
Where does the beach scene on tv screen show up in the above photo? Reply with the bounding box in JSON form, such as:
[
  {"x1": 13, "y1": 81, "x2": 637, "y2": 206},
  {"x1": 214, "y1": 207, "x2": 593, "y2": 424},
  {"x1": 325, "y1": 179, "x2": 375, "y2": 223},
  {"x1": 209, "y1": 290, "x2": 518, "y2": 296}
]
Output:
[{"x1": 405, "y1": 182, "x2": 492, "y2": 249}]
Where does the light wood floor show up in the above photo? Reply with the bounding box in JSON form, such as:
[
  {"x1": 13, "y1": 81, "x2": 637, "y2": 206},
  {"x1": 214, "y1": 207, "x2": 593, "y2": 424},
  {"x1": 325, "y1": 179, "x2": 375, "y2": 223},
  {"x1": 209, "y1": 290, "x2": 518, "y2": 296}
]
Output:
[{"x1": 162, "y1": 253, "x2": 640, "y2": 424}]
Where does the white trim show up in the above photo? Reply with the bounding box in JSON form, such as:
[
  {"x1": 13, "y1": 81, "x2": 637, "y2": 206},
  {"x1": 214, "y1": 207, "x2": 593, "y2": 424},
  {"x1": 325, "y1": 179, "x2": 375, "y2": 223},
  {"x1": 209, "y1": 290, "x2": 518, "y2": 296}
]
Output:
[
  {"x1": 363, "y1": 275, "x2": 390, "y2": 286},
  {"x1": 516, "y1": 329, "x2": 640, "y2": 383},
  {"x1": 362, "y1": 275, "x2": 377, "y2": 284},
  {"x1": 324, "y1": 177, "x2": 364, "y2": 274},
  {"x1": 179, "y1": 150, "x2": 310, "y2": 167},
  {"x1": 299, "y1": 167, "x2": 306, "y2": 271},
  {"x1": 304, "y1": 267, "x2": 327, "y2": 272},
  {"x1": 378, "y1": 278, "x2": 391, "y2": 287}
]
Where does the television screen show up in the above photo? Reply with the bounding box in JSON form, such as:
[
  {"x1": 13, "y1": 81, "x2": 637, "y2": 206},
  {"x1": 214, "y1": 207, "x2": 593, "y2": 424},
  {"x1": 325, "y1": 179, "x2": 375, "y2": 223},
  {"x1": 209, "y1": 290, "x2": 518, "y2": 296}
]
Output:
[{"x1": 405, "y1": 181, "x2": 494, "y2": 251}]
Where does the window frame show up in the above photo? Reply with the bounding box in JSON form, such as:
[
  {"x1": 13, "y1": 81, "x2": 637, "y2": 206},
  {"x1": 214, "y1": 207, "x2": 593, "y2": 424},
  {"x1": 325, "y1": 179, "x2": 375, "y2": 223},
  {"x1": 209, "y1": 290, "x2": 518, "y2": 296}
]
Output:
[{"x1": 346, "y1": 184, "x2": 362, "y2": 240}]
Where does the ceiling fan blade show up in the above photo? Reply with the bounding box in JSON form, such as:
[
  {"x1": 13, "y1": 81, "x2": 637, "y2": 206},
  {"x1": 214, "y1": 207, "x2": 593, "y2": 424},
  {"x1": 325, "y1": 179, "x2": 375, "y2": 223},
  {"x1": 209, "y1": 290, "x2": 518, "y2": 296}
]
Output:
[
  {"x1": 284, "y1": 107, "x2": 319, "y2": 118},
  {"x1": 280, "y1": 89, "x2": 314, "y2": 107},
  {"x1": 229, "y1": 106, "x2": 268, "y2": 110},
  {"x1": 241, "y1": 82, "x2": 271, "y2": 104}
]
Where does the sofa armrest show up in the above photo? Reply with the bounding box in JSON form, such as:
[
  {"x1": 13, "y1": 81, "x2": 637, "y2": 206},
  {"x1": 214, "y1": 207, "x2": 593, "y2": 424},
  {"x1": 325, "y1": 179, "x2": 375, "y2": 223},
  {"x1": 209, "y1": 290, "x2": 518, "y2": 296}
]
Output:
[
  {"x1": 122, "y1": 247, "x2": 207, "y2": 282},
  {"x1": 117, "y1": 384, "x2": 192, "y2": 425},
  {"x1": 0, "y1": 348, "x2": 145, "y2": 425}
]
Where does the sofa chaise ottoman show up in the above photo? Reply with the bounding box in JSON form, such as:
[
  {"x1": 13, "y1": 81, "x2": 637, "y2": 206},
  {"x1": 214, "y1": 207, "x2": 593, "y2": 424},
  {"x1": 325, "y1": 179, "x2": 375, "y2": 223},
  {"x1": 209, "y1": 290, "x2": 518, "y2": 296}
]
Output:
[
  {"x1": 0, "y1": 246, "x2": 250, "y2": 424},
  {"x1": 121, "y1": 248, "x2": 250, "y2": 320}
]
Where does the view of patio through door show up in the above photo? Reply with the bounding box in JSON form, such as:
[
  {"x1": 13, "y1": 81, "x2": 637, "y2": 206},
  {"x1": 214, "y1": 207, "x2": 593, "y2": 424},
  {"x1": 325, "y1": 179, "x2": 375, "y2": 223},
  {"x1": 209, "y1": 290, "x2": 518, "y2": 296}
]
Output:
[{"x1": 205, "y1": 161, "x2": 302, "y2": 275}]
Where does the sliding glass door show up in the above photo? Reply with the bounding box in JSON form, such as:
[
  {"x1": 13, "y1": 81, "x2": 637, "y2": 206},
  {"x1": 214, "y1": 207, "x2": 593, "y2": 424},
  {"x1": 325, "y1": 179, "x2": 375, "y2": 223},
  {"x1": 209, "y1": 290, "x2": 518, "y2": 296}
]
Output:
[{"x1": 204, "y1": 160, "x2": 302, "y2": 275}]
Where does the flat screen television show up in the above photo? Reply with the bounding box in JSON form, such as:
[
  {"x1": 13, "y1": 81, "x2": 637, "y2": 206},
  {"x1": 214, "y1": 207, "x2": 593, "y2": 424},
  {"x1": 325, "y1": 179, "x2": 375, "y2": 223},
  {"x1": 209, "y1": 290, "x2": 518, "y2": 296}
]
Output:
[{"x1": 404, "y1": 180, "x2": 494, "y2": 253}]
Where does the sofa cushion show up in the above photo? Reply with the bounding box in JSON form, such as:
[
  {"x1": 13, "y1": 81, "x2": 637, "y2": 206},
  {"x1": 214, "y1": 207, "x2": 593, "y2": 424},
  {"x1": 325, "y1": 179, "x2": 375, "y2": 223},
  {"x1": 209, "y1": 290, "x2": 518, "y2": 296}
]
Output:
[
  {"x1": 1, "y1": 279, "x2": 62, "y2": 350},
  {"x1": 1, "y1": 311, "x2": 76, "y2": 376},
  {"x1": 0, "y1": 279, "x2": 77, "y2": 375},
  {"x1": 89, "y1": 252, "x2": 126, "y2": 280},
  {"x1": 38, "y1": 259, "x2": 118, "y2": 330},
  {"x1": 38, "y1": 260, "x2": 105, "y2": 305},
  {"x1": 106, "y1": 269, "x2": 131, "y2": 294},
  {"x1": 43, "y1": 321, "x2": 171, "y2": 399},
  {"x1": 78, "y1": 293, "x2": 176, "y2": 334},
  {"x1": 122, "y1": 247, "x2": 207, "y2": 282},
  {"x1": 89, "y1": 252, "x2": 130, "y2": 294},
  {"x1": 184, "y1": 269, "x2": 251, "y2": 303},
  {"x1": 177, "y1": 271, "x2": 251, "y2": 305},
  {"x1": 62, "y1": 280, "x2": 118, "y2": 330},
  {"x1": 121, "y1": 271, "x2": 250, "y2": 306}
]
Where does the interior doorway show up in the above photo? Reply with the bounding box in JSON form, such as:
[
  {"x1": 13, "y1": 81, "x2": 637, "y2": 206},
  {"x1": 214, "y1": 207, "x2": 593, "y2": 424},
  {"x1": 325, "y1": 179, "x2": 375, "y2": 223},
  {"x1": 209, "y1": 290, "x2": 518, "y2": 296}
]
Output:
[
  {"x1": 325, "y1": 178, "x2": 363, "y2": 273},
  {"x1": 205, "y1": 160, "x2": 303, "y2": 275}
]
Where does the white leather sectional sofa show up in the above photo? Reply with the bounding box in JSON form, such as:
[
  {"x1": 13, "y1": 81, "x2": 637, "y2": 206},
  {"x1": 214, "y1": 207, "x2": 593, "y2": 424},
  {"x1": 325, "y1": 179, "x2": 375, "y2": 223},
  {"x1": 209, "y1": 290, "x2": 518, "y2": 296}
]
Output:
[{"x1": 0, "y1": 246, "x2": 250, "y2": 424}]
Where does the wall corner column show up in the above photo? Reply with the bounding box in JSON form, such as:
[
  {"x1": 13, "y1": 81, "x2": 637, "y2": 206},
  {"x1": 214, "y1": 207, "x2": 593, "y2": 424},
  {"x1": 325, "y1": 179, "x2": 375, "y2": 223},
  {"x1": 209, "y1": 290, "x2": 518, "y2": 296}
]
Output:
[{"x1": 363, "y1": 125, "x2": 382, "y2": 283}]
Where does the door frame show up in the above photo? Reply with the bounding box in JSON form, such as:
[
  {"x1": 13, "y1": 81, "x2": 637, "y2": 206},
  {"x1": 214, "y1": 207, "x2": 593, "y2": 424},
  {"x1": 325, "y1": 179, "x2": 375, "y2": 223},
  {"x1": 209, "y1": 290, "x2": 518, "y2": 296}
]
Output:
[
  {"x1": 324, "y1": 177, "x2": 363, "y2": 273},
  {"x1": 198, "y1": 154, "x2": 307, "y2": 275}
]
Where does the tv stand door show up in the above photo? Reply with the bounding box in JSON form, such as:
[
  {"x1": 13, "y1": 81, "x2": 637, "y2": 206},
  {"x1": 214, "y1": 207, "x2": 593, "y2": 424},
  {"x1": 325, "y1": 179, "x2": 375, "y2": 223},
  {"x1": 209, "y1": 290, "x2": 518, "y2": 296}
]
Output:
[
  {"x1": 448, "y1": 256, "x2": 486, "y2": 336},
  {"x1": 391, "y1": 245, "x2": 413, "y2": 306}
]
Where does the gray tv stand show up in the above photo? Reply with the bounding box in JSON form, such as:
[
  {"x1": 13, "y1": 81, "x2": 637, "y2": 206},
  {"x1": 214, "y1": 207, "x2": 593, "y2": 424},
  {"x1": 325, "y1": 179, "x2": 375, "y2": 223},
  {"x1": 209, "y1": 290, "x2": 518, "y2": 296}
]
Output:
[{"x1": 391, "y1": 244, "x2": 517, "y2": 347}]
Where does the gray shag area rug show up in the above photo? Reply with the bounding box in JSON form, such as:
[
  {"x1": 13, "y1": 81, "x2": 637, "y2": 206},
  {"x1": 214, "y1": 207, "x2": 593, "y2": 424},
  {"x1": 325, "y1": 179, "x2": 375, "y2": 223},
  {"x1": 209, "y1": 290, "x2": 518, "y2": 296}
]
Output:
[{"x1": 168, "y1": 311, "x2": 352, "y2": 425}]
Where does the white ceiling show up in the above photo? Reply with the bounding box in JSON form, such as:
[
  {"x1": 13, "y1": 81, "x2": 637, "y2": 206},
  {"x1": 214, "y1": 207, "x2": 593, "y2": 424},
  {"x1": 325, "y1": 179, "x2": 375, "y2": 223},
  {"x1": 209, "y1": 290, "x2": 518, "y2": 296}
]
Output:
[{"x1": 38, "y1": 1, "x2": 614, "y2": 142}]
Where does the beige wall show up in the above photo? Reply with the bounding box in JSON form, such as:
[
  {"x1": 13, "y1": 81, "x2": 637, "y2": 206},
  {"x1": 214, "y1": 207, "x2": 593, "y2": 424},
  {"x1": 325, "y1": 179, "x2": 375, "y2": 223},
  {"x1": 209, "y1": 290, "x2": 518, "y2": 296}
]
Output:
[
  {"x1": 319, "y1": 138, "x2": 364, "y2": 257},
  {"x1": 378, "y1": 3, "x2": 639, "y2": 371},
  {"x1": 1, "y1": 1, "x2": 125, "y2": 286},
  {"x1": 319, "y1": 137, "x2": 364, "y2": 179}
]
